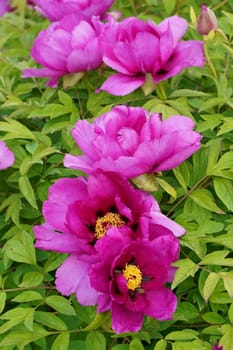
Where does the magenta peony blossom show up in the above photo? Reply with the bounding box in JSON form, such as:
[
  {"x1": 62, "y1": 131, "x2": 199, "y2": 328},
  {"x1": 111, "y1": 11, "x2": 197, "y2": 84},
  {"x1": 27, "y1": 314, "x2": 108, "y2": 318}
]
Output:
[
  {"x1": 0, "y1": 141, "x2": 14, "y2": 170},
  {"x1": 212, "y1": 343, "x2": 223, "y2": 350},
  {"x1": 90, "y1": 233, "x2": 179, "y2": 333},
  {"x1": 64, "y1": 105, "x2": 202, "y2": 178},
  {"x1": 97, "y1": 16, "x2": 205, "y2": 95},
  {"x1": 22, "y1": 14, "x2": 103, "y2": 87},
  {"x1": 33, "y1": 0, "x2": 114, "y2": 21},
  {"x1": 0, "y1": 0, "x2": 10, "y2": 16},
  {"x1": 34, "y1": 171, "x2": 184, "y2": 304}
]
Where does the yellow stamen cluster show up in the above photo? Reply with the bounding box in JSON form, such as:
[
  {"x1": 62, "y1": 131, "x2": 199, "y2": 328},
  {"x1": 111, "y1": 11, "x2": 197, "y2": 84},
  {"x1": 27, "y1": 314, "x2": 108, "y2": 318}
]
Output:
[
  {"x1": 95, "y1": 212, "x2": 125, "y2": 239},
  {"x1": 123, "y1": 264, "x2": 142, "y2": 291}
]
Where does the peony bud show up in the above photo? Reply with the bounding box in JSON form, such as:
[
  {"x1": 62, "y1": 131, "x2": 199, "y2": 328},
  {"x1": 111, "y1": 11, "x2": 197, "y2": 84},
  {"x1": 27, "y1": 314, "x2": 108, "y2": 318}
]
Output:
[{"x1": 197, "y1": 4, "x2": 218, "y2": 35}]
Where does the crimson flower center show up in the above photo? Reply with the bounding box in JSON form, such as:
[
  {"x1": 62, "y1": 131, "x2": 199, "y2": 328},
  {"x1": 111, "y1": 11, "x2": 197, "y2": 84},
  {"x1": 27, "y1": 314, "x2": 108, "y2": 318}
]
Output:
[
  {"x1": 123, "y1": 264, "x2": 142, "y2": 291},
  {"x1": 95, "y1": 212, "x2": 125, "y2": 239}
]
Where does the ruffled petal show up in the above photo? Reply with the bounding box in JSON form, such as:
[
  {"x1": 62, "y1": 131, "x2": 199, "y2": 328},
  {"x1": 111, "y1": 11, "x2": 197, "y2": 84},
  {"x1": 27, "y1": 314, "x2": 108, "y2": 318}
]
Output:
[
  {"x1": 144, "y1": 288, "x2": 177, "y2": 320},
  {"x1": 111, "y1": 302, "x2": 143, "y2": 333},
  {"x1": 55, "y1": 255, "x2": 98, "y2": 305},
  {"x1": 97, "y1": 73, "x2": 145, "y2": 96}
]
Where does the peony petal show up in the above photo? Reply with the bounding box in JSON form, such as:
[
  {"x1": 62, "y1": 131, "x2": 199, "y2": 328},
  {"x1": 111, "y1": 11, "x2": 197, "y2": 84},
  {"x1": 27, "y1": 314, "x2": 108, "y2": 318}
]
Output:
[
  {"x1": 0, "y1": 141, "x2": 14, "y2": 170},
  {"x1": 63, "y1": 154, "x2": 93, "y2": 173},
  {"x1": 144, "y1": 288, "x2": 177, "y2": 320},
  {"x1": 55, "y1": 255, "x2": 98, "y2": 305},
  {"x1": 97, "y1": 73, "x2": 145, "y2": 96},
  {"x1": 42, "y1": 177, "x2": 87, "y2": 232},
  {"x1": 111, "y1": 302, "x2": 143, "y2": 333},
  {"x1": 34, "y1": 223, "x2": 81, "y2": 253},
  {"x1": 150, "y1": 212, "x2": 185, "y2": 237}
]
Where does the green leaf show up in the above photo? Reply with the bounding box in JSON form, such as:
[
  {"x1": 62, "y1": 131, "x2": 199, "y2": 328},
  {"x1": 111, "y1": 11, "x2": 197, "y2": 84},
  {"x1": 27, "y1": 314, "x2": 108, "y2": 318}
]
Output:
[
  {"x1": 165, "y1": 329, "x2": 198, "y2": 341},
  {"x1": 0, "y1": 292, "x2": 6, "y2": 314},
  {"x1": 219, "y1": 324, "x2": 233, "y2": 350},
  {"x1": 172, "y1": 259, "x2": 199, "y2": 289},
  {"x1": 154, "y1": 339, "x2": 167, "y2": 350},
  {"x1": 220, "y1": 272, "x2": 233, "y2": 297},
  {"x1": 86, "y1": 331, "x2": 106, "y2": 350},
  {"x1": 189, "y1": 189, "x2": 224, "y2": 214},
  {"x1": 18, "y1": 176, "x2": 38, "y2": 209},
  {"x1": 228, "y1": 303, "x2": 233, "y2": 324},
  {"x1": 12, "y1": 291, "x2": 43, "y2": 303},
  {"x1": 212, "y1": 152, "x2": 233, "y2": 175},
  {"x1": 173, "y1": 162, "x2": 190, "y2": 190},
  {"x1": 19, "y1": 272, "x2": 43, "y2": 287},
  {"x1": 45, "y1": 295, "x2": 76, "y2": 316},
  {"x1": 24, "y1": 308, "x2": 34, "y2": 331},
  {"x1": 217, "y1": 117, "x2": 233, "y2": 135},
  {"x1": 0, "y1": 119, "x2": 36, "y2": 141},
  {"x1": 0, "y1": 324, "x2": 49, "y2": 348},
  {"x1": 129, "y1": 338, "x2": 144, "y2": 350},
  {"x1": 200, "y1": 250, "x2": 230, "y2": 265},
  {"x1": 156, "y1": 177, "x2": 177, "y2": 199},
  {"x1": 202, "y1": 272, "x2": 220, "y2": 302},
  {"x1": 51, "y1": 332, "x2": 70, "y2": 350},
  {"x1": 4, "y1": 231, "x2": 36, "y2": 265},
  {"x1": 34, "y1": 311, "x2": 67, "y2": 331},
  {"x1": 214, "y1": 178, "x2": 233, "y2": 211},
  {"x1": 173, "y1": 302, "x2": 199, "y2": 321},
  {"x1": 163, "y1": 0, "x2": 176, "y2": 15},
  {"x1": 112, "y1": 346, "x2": 129, "y2": 350},
  {"x1": 201, "y1": 312, "x2": 225, "y2": 324}
]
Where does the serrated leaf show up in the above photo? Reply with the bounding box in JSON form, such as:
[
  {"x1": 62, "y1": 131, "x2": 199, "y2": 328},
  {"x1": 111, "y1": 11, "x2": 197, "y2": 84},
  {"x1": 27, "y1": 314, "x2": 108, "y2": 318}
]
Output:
[
  {"x1": 51, "y1": 332, "x2": 70, "y2": 350},
  {"x1": 190, "y1": 189, "x2": 224, "y2": 214},
  {"x1": 19, "y1": 176, "x2": 38, "y2": 209},
  {"x1": 45, "y1": 295, "x2": 76, "y2": 316},
  {"x1": 172, "y1": 259, "x2": 199, "y2": 289},
  {"x1": 214, "y1": 178, "x2": 233, "y2": 211},
  {"x1": 202, "y1": 272, "x2": 220, "y2": 302}
]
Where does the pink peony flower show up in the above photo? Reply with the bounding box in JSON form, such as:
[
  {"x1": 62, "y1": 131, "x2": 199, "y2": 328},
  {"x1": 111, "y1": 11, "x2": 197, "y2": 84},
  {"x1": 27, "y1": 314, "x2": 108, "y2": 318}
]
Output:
[
  {"x1": 33, "y1": 0, "x2": 114, "y2": 21},
  {"x1": 22, "y1": 14, "x2": 103, "y2": 87},
  {"x1": 64, "y1": 105, "x2": 202, "y2": 178},
  {"x1": 0, "y1": 0, "x2": 10, "y2": 16},
  {"x1": 34, "y1": 171, "x2": 184, "y2": 304},
  {"x1": 90, "y1": 233, "x2": 179, "y2": 333},
  {"x1": 97, "y1": 16, "x2": 205, "y2": 95},
  {"x1": 0, "y1": 141, "x2": 14, "y2": 170}
]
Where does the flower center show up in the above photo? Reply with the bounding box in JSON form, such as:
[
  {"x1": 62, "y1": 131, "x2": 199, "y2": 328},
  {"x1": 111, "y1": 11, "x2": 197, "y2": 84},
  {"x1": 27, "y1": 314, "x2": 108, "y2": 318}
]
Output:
[
  {"x1": 123, "y1": 264, "x2": 142, "y2": 291},
  {"x1": 95, "y1": 212, "x2": 125, "y2": 239}
]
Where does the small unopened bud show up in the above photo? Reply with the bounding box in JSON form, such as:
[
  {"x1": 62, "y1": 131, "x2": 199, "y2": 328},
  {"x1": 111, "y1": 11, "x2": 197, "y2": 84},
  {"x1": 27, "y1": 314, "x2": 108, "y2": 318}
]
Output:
[{"x1": 197, "y1": 5, "x2": 218, "y2": 35}]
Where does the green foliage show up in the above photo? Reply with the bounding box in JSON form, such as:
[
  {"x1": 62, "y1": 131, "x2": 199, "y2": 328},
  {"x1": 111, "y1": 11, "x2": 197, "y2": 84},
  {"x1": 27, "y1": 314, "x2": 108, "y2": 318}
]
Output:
[{"x1": 0, "y1": 0, "x2": 233, "y2": 349}]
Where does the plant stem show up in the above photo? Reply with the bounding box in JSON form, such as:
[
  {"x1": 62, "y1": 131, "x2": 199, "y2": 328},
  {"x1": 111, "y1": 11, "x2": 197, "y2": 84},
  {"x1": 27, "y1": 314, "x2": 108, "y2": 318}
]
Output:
[{"x1": 167, "y1": 175, "x2": 209, "y2": 217}]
